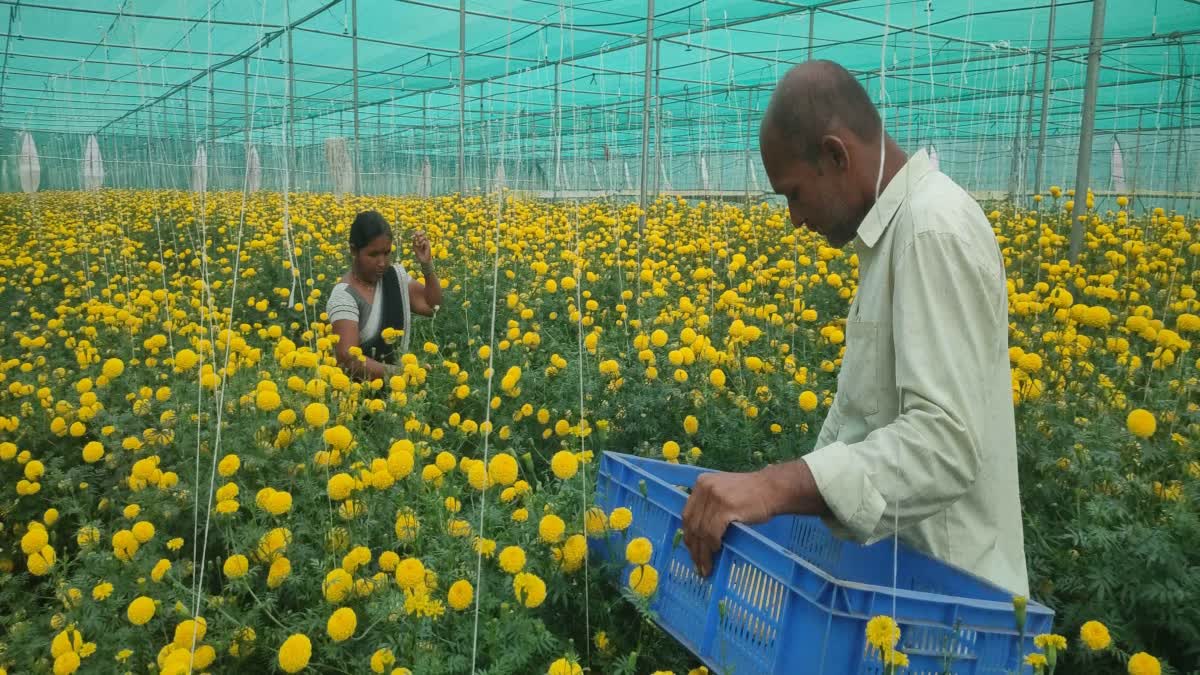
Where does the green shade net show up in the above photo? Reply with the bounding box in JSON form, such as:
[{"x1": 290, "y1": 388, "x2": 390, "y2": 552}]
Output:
[{"x1": 0, "y1": 0, "x2": 1196, "y2": 198}]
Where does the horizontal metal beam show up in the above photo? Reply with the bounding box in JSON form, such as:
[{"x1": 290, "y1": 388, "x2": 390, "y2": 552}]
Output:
[{"x1": 94, "y1": 0, "x2": 344, "y2": 134}]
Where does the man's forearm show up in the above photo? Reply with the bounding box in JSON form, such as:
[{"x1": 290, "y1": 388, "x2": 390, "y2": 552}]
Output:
[{"x1": 757, "y1": 459, "x2": 830, "y2": 518}]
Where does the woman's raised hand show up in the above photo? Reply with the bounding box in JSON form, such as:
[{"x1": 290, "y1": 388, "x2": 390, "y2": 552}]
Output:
[{"x1": 412, "y1": 230, "x2": 433, "y2": 266}]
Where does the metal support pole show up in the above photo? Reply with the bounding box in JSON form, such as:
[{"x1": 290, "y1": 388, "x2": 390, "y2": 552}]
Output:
[
  {"x1": 1008, "y1": 61, "x2": 1035, "y2": 199},
  {"x1": 287, "y1": 17, "x2": 296, "y2": 194},
  {"x1": 208, "y1": 71, "x2": 215, "y2": 145},
  {"x1": 457, "y1": 0, "x2": 466, "y2": 195},
  {"x1": 743, "y1": 88, "x2": 754, "y2": 211},
  {"x1": 653, "y1": 39, "x2": 662, "y2": 196},
  {"x1": 1173, "y1": 40, "x2": 1187, "y2": 195},
  {"x1": 1068, "y1": 0, "x2": 1106, "y2": 263},
  {"x1": 1021, "y1": 83, "x2": 1038, "y2": 198},
  {"x1": 480, "y1": 82, "x2": 488, "y2": 192},
  {"x1": 553, "y1": 61, "x2": 561, "y2": 200},
  {"x1": 637, "y1": 0, "x2": 655, "y2": 230},
  {"x1": 184, "y1": 85, "x2": 192, "y2": 143},
  {"x1": 1033, "y1": 0, "x2": 1057, "y2": 197},
  {"x1": 243, "y1": 57, "x2": 250, "y2": 153},
  {"x1": 808, "y1": 9, "x2": 815, "y2": 61},
  {"x1": 352, "y1": 0, "x2": 360, "y2": 193},
  {"x1": 1131, "y1": 108, "x2": 1143, "y2": 195}
]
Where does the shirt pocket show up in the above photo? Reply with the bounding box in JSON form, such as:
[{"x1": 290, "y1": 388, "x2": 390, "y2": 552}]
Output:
[{"x1": 837, "y1": 319, "x2": 881, "y2": 417}]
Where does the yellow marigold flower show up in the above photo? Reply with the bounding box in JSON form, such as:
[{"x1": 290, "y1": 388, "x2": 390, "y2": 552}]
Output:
[
  {"x1": 126, "y1": 596, "x2": 156, "y2": 625},
  {"x1": 255, "y1": 389, "x2": 281, "y2": 411},
  {"x1": 326, "y1": 606, "x2": 357, "y2": 642},
  {"x1": 112, "y1": 529, "x2": 140, "y2": 561},
  {"x1": 278, "y1": 634, "x2": 312, "y2": 673},
  {"x1": 609, "y1": 507, "x2": 633, "y2": 531},
  {"x1": 865, "y1": 615, "x2": 900, "y2": 651},
  {"x1": 662, "y1": 441, "x2": 680, "y2": 461},
  {"x1": 629, "y1": 564, "x2": 659, "y2": 596},
  {"x1": 1126, "y1": 408, "x2": 1156, "y2": 438},
  {"x1": 268, "y1": 557, "x2": 292, "y2": 589},
  {"x1": 82, "y1": 441, "x2": 104, "y2": 463},
  {"x1": 323, "y1": 425, "x2": 353, "y2": 451},
  {"x1": 323, "y1": 568, "x2": 353, "y2": 603},
  {"x1": 626, "y1": 537, "x2": 653, "y2": 566},
  {"x1": 173, "y1": 617, "x2": 208, "y2": 647},
  {"x1": 304, "y1": 402, "x2": 330, "y2": 428},
  {"x1": 1080, "y1": 620, "x2": 1111, "y2": 650},
  {"x1": 223, "y1": 554, "x2": 249, "y2": 579},
  {"x1": 584, "y1": 508, "x2": 608, "y2": 537},
  {"x1": 371, "y1": 648, "x2": 396, "y2": 673},
  {"x1": 167, "y1": 537, "x2": 184, "y2": 551},
  {"x1": 499, "y1": 546, "x2": 526, "y2": 574},
  {"x1": 447, "y1": 579, "x2": 474, "y2": 610},
  {"x1": 709, "y1": 368, "x2": 726, "y2": 387},
  {"x1": 547, "y1": 658, "x2": 583, "y2": 675},
  {"x1": 395, "y1": 558, "x2": 426, "y2": 590},
  {"x1": 327, "y1": 472, "x2": 355, "y2": 501},
  {"x1": 1034, "y1": 634, "x2": 1067, "y2": 651},
  {"x1": 683, "y1": 415, "x2": 699, "y2": 435},
  {"x1": 1128, "y1": 652, "x2": 1161, "y2": 675},
  {"x1": 550, "y1": 450, "x2": 579, "y2": 480},
  {"x1": 151, "y1": 558, "x2": 171, "y2": 582},
  {"x1": 512, "y1": 508, "x2": 529, "y2": 522},
  {"x1": 92, "y1": 581, "x2": 113, "y2": 600},
  {"x1": 102, "y1": 357, "x2": 125, "y2": 379},
  {"x1": 539, "y1": 514, "x2": 566, "y2": 543},
  {"x1": 53, "y1": 652, "x2": 80, "y2": 675},
  {"x1": 217, "y1": 453, "x2": 241, "y2": 477},
  {"x1": 513, "y1": 572, "x2": 547, "y2": 608}
]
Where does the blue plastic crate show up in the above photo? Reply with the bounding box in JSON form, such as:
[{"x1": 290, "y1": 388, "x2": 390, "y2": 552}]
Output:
[{"x1": 593, "y1": 452, "x2": 1054, "y2": 675}]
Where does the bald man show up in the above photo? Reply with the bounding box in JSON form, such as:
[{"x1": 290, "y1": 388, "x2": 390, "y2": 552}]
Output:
[{"x1": 681, "y1": 60, "x2": 1029, "y2": 595}]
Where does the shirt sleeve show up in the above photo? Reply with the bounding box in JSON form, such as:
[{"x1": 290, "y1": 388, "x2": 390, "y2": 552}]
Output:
[
  {"x1": 803, "y1": 228, "x2": 997, "y2": 544},
  {"x1": 326, "y1": 285, "x2": 359, "y2": 324}
]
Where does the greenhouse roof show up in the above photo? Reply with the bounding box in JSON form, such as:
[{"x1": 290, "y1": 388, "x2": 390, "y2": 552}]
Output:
[{"x1": 0, "y1": 0, "x2": 1196, "y2": 156}]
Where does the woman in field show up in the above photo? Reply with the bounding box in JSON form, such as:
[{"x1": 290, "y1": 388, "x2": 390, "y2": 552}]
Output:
[{"x1": 325, "y1": 210, "x2": 442, "y2": 380}]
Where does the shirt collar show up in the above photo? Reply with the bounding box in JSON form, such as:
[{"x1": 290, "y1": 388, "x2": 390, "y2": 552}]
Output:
[{"x1": 855, "y1": 148, "x2": 934, "y2": 249}]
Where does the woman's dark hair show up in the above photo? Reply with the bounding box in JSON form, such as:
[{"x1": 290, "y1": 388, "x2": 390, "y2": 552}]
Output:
[{"x1": 349, "y1": 211, "x2": 393, "y2": 251}]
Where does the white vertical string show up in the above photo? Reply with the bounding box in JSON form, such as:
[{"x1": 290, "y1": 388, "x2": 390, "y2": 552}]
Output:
[{"x1": 469, "y1": 7, "x2": 512, "y2": 671}]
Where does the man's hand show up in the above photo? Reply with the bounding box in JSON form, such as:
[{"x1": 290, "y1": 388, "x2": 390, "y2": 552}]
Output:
[
  {"x1": 681, "y1": 460, "x2": 828, "y2": 578},
  {"x1": 681, "y1": 471, "x2": 774, "y2": 578},
  {"x1": 412, "y1": 231, "x2": 433, "y2": 267}
]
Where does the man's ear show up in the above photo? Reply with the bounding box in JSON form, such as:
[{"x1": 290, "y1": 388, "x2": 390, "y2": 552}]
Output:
[{"x1": 820, "y1": 134, "x2": 849, "y2": 171}]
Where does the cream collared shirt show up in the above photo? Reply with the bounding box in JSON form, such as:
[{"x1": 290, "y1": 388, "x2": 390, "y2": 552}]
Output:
[{"x1": 803, "y1": 149, "x2": 1030, "y2": 595}]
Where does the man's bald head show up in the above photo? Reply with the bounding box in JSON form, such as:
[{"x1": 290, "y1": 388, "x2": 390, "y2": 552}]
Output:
[{"x1": 761, "y1": 60, "x2": 881, "y2": 163}]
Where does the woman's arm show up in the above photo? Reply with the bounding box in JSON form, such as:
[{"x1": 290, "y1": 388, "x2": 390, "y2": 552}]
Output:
[
  {"x1": 331, "y1": 319, "x2": 393, "y2": 382},
  {"x1": 407, "y1": 231, "x2": 442, "y2": 317}
]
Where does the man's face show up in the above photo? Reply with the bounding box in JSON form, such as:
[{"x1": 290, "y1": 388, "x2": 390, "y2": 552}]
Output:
[{"x1": 760, "y1": 130, "x2": 865, "y2": 248}]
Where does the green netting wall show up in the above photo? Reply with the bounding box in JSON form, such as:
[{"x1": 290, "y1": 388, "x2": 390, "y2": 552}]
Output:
[{"x1": 0, "y1": 0, "x2": 1197, "y2": 201}]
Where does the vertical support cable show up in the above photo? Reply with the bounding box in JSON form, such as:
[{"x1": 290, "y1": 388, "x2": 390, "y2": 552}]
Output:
[
  {"x1": 1033, "y1": 0, "x2": 1057, "y2": 197},
  {"x1": 458, "y1": 0, "x2": 466, "y2": 195},
  {"x1": 1068, "y1": 0, "x2": 1107, "y2": 263},
  {"x1": 637, "y1": 0, "x2": 655, "y2": 231},
  {"x1": 351, "y1": 0, "x2": 360, "y2": 193},
  {"x1": 807, "y1": 8, "x2": 815, "y2": 61}
]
